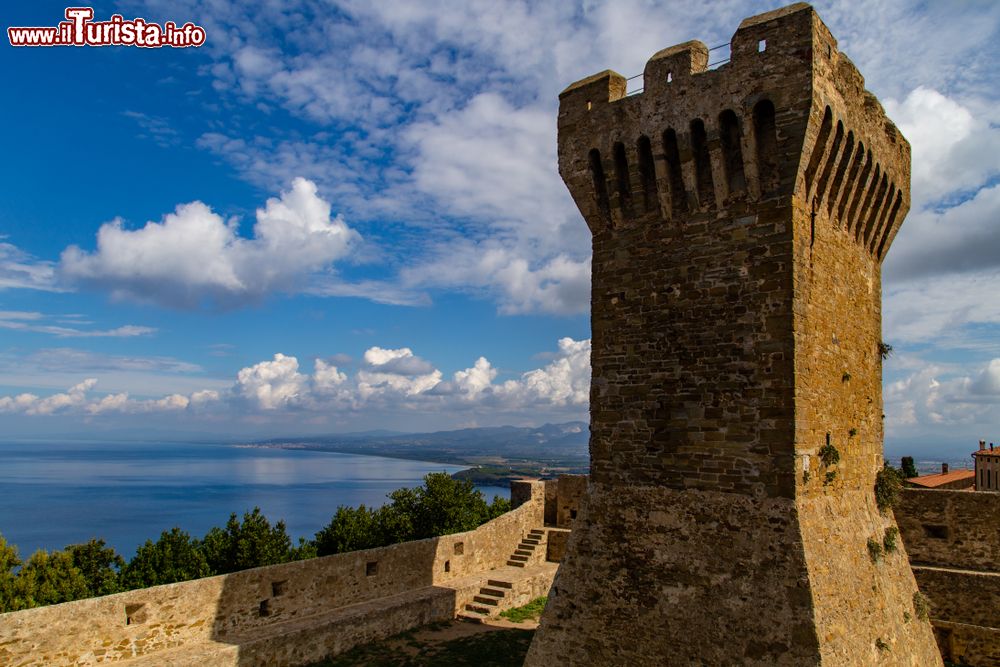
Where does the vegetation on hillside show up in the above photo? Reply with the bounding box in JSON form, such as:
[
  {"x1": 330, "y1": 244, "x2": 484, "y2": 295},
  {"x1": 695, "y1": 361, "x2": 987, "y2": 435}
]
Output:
[{"x1": 0, "y1": 473, "x2": 508, "y2": 613}]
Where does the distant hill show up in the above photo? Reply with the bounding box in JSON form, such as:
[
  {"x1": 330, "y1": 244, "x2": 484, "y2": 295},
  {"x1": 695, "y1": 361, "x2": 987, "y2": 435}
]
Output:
[{"x1": 251, "y1": 422, "x2": 589, "y2": 483}]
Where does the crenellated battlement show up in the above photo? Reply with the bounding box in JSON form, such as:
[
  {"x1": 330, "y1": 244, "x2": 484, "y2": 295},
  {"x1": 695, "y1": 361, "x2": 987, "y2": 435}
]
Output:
[
  {"x1": 528, "y1": 4, "x2": 940, "y2": 665},
  {"x1": 557, "y1": 1, "x2": 909, "y2": 261}
]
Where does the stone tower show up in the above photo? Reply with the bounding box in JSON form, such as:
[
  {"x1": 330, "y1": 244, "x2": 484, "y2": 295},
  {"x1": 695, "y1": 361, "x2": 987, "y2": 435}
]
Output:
[{"x1": 526, "y1": 4, "x2": 942, "y2": 665}]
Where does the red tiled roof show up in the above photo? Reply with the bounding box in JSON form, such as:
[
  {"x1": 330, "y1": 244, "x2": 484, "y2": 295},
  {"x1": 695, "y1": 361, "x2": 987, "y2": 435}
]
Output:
[
  {"x1": 905, "y1": 470, "x2": 975, "y2": 488},
  {"x1": 972, "y1": 449, "x2": 999, "y2": 457}
]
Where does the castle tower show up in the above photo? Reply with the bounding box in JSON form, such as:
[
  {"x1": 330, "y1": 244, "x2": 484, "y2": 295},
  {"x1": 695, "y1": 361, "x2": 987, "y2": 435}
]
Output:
[{"x1": 526, "y1": 4, "x2": 942, "y2": 665}]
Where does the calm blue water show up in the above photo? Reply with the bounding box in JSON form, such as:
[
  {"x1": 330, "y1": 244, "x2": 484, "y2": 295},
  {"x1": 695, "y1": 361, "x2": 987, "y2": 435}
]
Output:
[{"x1": 0, "y1": 441, "x2": 508, "y2": 559}]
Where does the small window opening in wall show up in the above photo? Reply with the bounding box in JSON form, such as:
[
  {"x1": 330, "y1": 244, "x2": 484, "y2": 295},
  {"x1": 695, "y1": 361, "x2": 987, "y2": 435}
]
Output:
[
  {"x1": 922, "y1": 524, "x2": 949, "y2": 540},
  {"x1": 258, "y1": 600, "x2": 271, "y2": 617},
  {"x1": 444, "y1": 560, "x2": 451, "y2": 573},
  {"x1": 366, "y1": 561, "x2": 378, "y2": 576},
  {"x1": 454, "y1": 541, "x2": 464, "y2": 555},
  {"x1": 271, "y1": 580, "x2": 287, "y2": 597},
  {"x1": 758, "y1": 39, "x2": 766, "y2": 52},
  {"x1": 570, "y1": 509, "x2": 578, "y2": 520},
  {"x1": 667, "y1": 71, "x2": 673, "y2": 83},
  {"x1": 125, "y1": 603, "x2": 147, "y2": 626},
  {"x1": 587, "y1": 100, "x2": 592, "y2": 111}
]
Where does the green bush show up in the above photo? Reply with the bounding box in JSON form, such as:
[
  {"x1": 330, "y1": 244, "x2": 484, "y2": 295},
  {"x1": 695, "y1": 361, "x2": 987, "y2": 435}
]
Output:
[
  {"x1": 875, "y1": 465, "x2": 903, "y2": 514},
  {"x1": 867, "y1": 537, "x2": 883, "y2": 563},
  {"x1": 883, "y1": 527, "x2": 899, "y2": 554},
  {"x1": 913, "y1": 591, "x2": 931, "y2": 621},
  {"x1": 819, "y1": 442, "x2": 840, "y2": 467}
]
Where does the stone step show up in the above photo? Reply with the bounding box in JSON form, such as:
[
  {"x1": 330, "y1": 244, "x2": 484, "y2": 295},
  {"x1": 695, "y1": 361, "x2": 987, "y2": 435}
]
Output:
[
  {"x1": 474, "y1": 595, "x2": 500, "y2": 606},
  {"x1": 488, "y1": 579, "x2": 514, "y2": 589},
  {"x1": 458, "y1": 612, "x2": 487, "y2": 624},
  {"x1": 506, "y1": 560, "x2": 525, "y2": 568},
  {"x1": 522, "y1": 538, "x2": 541, "y2": 546},
  {"x1": 529, "y1": 529, "x2": 545, "y2": 536},
  {"x1": 514, "y1": 549, "x2": 533, "y2": 557},
  {"x1": 479, "y1": 587, "x2": 506, "y2": 598},
  {"x1": 517, "y1": 543, "x2": 536, "y2": 551},
  {"x1": 465, "y1": 603, "x2": 493, "y2": 615},
  {"x1": 509, "y1": 554, "x2": 529, "y2": 562}
]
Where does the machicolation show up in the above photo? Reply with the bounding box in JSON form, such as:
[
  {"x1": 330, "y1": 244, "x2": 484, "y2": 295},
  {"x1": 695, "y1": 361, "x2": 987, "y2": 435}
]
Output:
[{"x1": 526, "y1": 3, "x2": 942, "y2": 665}]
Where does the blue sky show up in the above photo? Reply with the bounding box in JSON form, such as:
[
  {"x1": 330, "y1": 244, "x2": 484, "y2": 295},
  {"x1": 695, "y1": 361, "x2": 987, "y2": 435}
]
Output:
[{"x1": 1, "y1": 1, "x2": 998, "y2": 459}]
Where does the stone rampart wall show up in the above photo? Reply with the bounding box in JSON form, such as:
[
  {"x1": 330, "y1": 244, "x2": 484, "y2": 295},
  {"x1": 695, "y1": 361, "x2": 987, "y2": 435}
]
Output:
[
  {"x1": 897, "y1": 488, "x2": 1000, "y2": 571},
  {"x1": 0, "y1": 481, "x2": 546, "y2": 666}
]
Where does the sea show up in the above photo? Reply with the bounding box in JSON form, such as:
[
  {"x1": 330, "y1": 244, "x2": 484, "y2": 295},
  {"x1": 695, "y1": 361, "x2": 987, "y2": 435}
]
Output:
[{"x1": 0, "y1": 440, "x2": 509, "y2": 560}]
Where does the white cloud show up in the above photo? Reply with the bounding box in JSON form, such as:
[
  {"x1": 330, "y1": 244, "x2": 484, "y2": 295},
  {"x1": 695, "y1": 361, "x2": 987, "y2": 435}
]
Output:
[
  {"x1": 498, "y1": 337, "x2": 591, "y2": 406},
  {"x1": 450, "y1": 357, "x2": 497, "y2": 399},
  {"x1": 61, "y1": 178, "x2": 360, "y2": 309},
  {"x1": 27, "y1": 378, "x2": 97, "y2": 416},
  {"x1": 884, "y1": 270, "x2": 1000, "y2": 346},
  {"x1": 884, "y1": 88, "x2": 1000, "y2": 208},
  {"x1": 970, "y1": 359, "x2": 1000, "y2": 396},
  {"x1": 0, "y1": 311, "x2": 155, "y2": 338},
  {"x1": 357, "y1": 347, "x2": 443, "y2": 400},
  {"x1": 885, "y1": 184, "x2": 1000, "y2": 282},
  {"x1": 0, "y1": 337, "x2": 591, "y2": 420},
  {"x1": 313, "y1": 359, "x2": 348, "y2": 394},
  {"x1": 234, "y1": 353, "x2": 309, "y2": 410},
  {"x1": 0, "y1": 242, "x2": 61, "y2": 292},
  {"x1": 885, "y1": 357, "x2": 1000, "y2": 435}
]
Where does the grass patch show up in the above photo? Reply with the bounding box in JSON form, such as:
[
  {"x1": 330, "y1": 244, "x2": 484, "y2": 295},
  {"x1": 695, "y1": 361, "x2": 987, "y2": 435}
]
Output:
[
  {"x1": 309, "y1": 622, "x2": 534, "y2": 666},
  {"x1": 499, "y1": 596, "x2": 548, "y2": 623}
]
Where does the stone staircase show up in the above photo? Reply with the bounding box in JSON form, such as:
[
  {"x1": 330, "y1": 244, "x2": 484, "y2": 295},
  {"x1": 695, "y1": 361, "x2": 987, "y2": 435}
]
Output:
[
  {"x1": 460, "y1": 578, "x2": 514, "y2": 623},
  {"x1": 507, "y1": 528, "x2": 545, "y2": 567}
]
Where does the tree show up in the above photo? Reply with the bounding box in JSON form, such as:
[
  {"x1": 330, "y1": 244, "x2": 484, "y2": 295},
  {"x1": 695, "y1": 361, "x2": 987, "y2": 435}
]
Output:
[
  {"x1": 315, "y1": 505, "x2": 384, "y2": 556},
  {"x1": 0, "y1": 533, "x2": 26, "y2": 613},
  {"x1": 66, "y1": 538, "x2": 124, "y2": 597},
  {"x1": 15, "y1": 549, "x2": 89, "y2": 608},
  {"x1": 314, "y1": 473, "x2": 512, "y2": 556},
  {"x1": 900, "y1": 456, "x2": 918, "y2": 479},
  {"x1": 386, "y1": 472, "x2": 494, "y2": 541},
  {"x1": 120, "y1": 527, "x2": 210, "y2": 590},
  {"x1": 200, "y1": 507, "x2": 293, "y2": 575}
]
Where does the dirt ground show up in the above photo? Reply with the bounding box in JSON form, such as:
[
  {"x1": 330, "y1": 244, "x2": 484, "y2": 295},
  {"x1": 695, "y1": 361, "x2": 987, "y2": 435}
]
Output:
[{"x1": 310, "y1": 617, "x2": 539, "y2": 666}]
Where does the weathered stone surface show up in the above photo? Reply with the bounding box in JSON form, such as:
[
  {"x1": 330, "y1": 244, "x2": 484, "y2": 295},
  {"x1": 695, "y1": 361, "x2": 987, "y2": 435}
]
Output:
[
  {"x1": 555, "y1": 475, "x2": 587, "y2": 528},
  {"x1": 898, "y1": 488, "x2": 1000, "y2": 665},
  {"x1": 898, "y1": 487, "x2": 1000, "y2": 571},
  {"x1": 527, "y1": 4, "x2": 940, "y2": 664}
]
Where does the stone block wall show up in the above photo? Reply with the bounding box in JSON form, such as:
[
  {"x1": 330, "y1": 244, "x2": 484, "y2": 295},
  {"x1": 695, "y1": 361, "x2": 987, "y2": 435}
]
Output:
[
  {"x1": 0, "y1": 481, "x2": 546, "y2": 666},
  {"x1": 555, "y1": 475, "x2": 587, "y2": 528},
  {"x1": 898, "y1": 488, "x2": 1000, "y2": 665},
  {"x1": 898, "y1": 487, "x2": 1000, "y2": 571}
]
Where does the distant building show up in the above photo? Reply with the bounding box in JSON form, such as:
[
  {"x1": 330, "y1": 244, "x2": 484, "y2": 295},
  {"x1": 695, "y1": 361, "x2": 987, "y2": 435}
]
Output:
[
  {"x1": 973, "y1": 440, "x2": 1000, "y2": 492},
  {"x1": 905, "y1": 463, "x2": 975, "y2": 491}
]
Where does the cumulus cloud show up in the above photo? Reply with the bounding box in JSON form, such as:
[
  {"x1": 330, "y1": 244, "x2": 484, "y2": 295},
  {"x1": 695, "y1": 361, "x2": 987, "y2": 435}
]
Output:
[
  {"x1": 61, "y1": 178, "x2": 360, "y2": 309},
  {"x1": 0, "y1": 337, "x2": 591, "y2": 420},
  {"x1": 233, "y1": 353, "x2": 309, "y2": 410},
  {"x1": 884, "y1": 88, "x2": 1000, "y2": 208}
]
